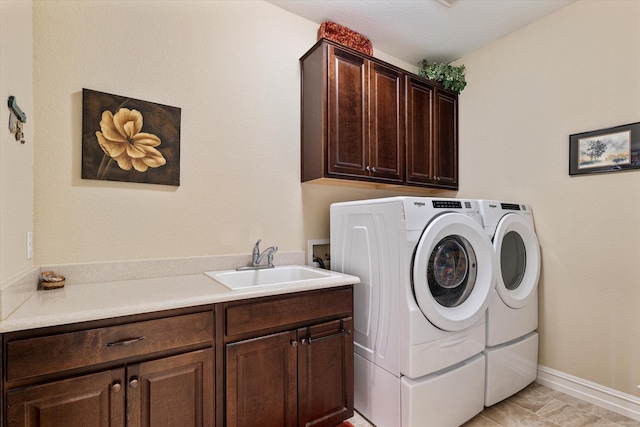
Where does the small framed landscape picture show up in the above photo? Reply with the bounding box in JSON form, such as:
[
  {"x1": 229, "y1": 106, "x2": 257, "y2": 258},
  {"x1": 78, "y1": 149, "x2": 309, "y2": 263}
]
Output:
[
  {"x1": 82, "y1": 89, "x2": 181, "y2": 186},
  {"x1": 569, "y1": 122, "x2": 640, "y2": 176}
]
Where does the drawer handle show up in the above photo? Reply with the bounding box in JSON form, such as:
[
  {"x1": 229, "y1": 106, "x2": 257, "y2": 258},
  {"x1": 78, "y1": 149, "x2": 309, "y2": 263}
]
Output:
[
  {"x1": 302, "y1": 328, "x2": 351, "y2": 345},
  {"x1": 106, "y1": 336, "x2": 146, "y2": 347},
  {"x1": 302, "y1": 319, "x2": 351, "y2": 345}
]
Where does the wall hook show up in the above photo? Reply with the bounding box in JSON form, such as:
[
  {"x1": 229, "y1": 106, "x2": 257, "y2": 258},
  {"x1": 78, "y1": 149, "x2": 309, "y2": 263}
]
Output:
[
  {"x1": 7, "y1": 96, "x2": 26, "y2": 143},
  {"x1": 8, "y1": 96, "x2": 26, "y2": 123}
]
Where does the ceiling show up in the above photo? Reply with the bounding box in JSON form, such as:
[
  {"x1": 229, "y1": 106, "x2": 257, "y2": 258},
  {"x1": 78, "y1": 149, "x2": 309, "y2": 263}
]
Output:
[{"x1": 267, "y1": 0, "x2": 576, "y2": 65}]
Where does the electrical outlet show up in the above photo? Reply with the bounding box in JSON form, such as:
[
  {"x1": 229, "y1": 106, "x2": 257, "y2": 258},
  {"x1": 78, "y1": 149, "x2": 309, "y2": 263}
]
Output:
[{"x1": 26, "y1": 231, "x2": 33, "y2": 260}]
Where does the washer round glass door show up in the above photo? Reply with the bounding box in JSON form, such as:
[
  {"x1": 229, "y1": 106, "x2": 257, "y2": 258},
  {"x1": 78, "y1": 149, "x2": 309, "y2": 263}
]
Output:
[
  {"x1": 413, "y1": 213, "x2": 496, "y2": 331},
  {"x1": 427, "y1": 235, "x2": 477, "y2": 307},
  {"x1": 493, "y1": 213, "x2": 540, "y2": 309}
]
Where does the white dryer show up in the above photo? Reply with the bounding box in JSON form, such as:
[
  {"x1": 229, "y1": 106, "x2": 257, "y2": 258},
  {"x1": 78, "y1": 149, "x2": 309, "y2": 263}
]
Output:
[
  {"x1": 478, "y1": 200, "x2": 541, "y2": 406},
  {"x1": 331, "y1": 197, "x2": 497, "y2": 427}
]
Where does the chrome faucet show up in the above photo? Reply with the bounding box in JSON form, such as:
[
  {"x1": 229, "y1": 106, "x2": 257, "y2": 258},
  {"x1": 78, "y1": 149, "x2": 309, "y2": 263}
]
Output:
[{"x1": 237, "y1": 239, "x2": 278, "y2": 270}]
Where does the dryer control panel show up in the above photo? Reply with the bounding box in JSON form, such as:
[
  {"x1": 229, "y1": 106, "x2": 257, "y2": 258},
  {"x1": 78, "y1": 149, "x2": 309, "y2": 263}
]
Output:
[{"x1": 500, "y1": 203, "x2": 525, "y2": 211}]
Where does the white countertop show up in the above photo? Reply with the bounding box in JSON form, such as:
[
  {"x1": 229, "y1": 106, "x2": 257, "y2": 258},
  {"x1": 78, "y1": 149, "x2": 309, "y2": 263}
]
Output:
[{"x1": 0, "y1": 269, "x2": 359, "y2": 333}]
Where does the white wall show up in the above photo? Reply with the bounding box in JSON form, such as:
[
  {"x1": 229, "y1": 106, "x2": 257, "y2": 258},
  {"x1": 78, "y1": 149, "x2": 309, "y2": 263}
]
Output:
[
  {"x1": 31, "y1": 0, "x2": 416, "y2": 266},
  {"x1": 456, "y1": 0, "x2": 640, "y2": 397},
  {"x1": 0, "y1": 1, "x2": 34, "y2": 286}
]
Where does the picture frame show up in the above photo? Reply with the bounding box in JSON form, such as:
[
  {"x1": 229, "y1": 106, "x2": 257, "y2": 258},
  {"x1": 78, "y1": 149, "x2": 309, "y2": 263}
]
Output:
[
  {"x1": 569, "y1": 122, "x2": 640, "y2": 176},
  {"x1": 82, "y1": 89, "x2": 181, "y2": 186}
]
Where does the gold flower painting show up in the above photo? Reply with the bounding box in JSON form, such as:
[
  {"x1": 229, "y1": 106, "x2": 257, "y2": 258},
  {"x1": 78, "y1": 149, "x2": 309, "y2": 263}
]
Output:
[{"x1": 82, "y1": 89, "x2": 181, "y2": 186}]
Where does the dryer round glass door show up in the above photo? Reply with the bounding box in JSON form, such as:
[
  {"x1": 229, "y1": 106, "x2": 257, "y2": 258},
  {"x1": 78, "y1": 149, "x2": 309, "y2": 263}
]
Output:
[
  {"x1": 502, "y1": 231, "x2": 526, "y2": 290},
  {"x1": 493, "y1": 213, "x2": 541, "y2": 309},
  {"x1": 413, "y1": 213, "x2": 497, "y2": 332}
]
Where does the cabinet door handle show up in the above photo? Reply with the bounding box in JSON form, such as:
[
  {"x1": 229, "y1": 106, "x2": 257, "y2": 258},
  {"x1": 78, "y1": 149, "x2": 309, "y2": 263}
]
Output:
[
  {"x1": 106, "y1": 336, "x2": 145, "y2": 347},
  {"x1": 129, "y1": 377, "x2": 139, "y2": 389},
  {"x1": 301, "y1": 328, "x2": 351, "y2": 345},
  {"x1": 365, "y1": 165, "x2": 370, "y2": 171},
  {"x1": 111, "y1": 381, "x2": 122, "y2": 392},
  {"x1": 290, "y1": 340, "x2": 298, "y2": 348},
  {"x1": 371, "y1": 167, "x2": 377, "y2": 172}
]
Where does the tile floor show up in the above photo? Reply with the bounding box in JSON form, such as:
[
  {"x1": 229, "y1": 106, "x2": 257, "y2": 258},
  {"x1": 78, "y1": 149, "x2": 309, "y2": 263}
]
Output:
[{"x1": 346, "y1": 382, "x2": 640, "y2": 427}]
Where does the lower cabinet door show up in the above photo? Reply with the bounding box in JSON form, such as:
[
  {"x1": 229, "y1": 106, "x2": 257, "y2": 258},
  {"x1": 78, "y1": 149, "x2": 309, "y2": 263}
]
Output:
[
  {"x1": 298, "y1": 318, "x2": 354, "y2": 427},
  {"x1": 226, "y1": 331, "x2": 298, "y2": 427},
  {"x1": 6, "y1": 369, "x2": 126, "y2": 427},
  {"x1": 128, "y1": 348, "x2": 214, "y2": 427}
]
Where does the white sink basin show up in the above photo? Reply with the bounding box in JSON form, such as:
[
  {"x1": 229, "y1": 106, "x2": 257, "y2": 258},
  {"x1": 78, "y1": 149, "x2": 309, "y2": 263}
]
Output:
[{"x1": 205, "y1": 265, "x2": 335, "y2": 290}]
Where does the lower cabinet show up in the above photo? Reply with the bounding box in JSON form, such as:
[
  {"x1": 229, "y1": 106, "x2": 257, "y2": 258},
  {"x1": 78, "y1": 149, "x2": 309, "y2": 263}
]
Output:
[
  {"x1": 297, "y1": 318, "x2": 354, "y2": 427},
  {"x1": 1, "y1": 286, "x2": 355, "y2": 427},
  {"x1": 223, "y1": 286, "x2": 354, "y2": 427},
  {"x1": 130, "y1": 349, "x2": 214, "y2": 427},
  {"x1": 2, "y1": 308, "x2": 215, "y2": 427},
  {"x1": 226, "y1": 318, "x2": 353, "y2": 427},
  {"x1": 226, "y1": 331, "x2": 298, "y2": 427},
  {"x1": 6, "y1": 349, "x2": 214, "y2": 427},
  {"x1": 7, "y1": 370, "x2": 124, "y2": 427}
]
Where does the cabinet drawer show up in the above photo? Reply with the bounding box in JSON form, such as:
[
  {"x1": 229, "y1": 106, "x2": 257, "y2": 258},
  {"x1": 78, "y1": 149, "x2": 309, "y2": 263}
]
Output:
[
  {"x1": 225, "y1": 287, "x2": 353, "y2": 337},
  {"x1": 6, "y1": 311, "x2": 214, "y2": 382}
]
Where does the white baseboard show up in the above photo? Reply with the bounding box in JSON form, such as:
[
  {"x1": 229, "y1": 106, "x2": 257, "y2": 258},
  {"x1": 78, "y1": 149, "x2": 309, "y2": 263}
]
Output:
[{"x1": 537, "y1": 365, "x2": 640, "y2": 421}]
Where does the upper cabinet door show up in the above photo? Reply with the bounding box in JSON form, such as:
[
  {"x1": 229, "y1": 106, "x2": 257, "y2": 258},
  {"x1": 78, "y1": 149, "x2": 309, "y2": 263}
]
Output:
[
  {"x1": 434, "y1": 90, "x2": 458, "y2": 188},
  {"x1": 369, "y1": 63, "x2": 403, "y2": 183},
  {"x1": 327, "y1": 45, "x2": 368, "y2": 178},
  {"x1": 405, "y1": 77, "x2": 459, "y2": 189},
  {"x1": 405, "y1": 76, "x2": 435, "y2": 185}
]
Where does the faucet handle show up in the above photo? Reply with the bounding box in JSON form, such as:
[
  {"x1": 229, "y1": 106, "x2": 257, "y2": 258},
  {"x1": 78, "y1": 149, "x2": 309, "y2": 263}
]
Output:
[{"x1": 267, "y1": 247, "x2": 278, "y2": 267}]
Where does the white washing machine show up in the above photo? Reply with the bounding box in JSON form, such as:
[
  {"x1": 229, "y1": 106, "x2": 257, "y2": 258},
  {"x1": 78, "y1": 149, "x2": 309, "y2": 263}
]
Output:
[
  {"x1": 478, "y1": 200, "x2": 541, "y2": 406},
  {"x1": 331, "y1": 197, "x2": 497, "y2": 427}
]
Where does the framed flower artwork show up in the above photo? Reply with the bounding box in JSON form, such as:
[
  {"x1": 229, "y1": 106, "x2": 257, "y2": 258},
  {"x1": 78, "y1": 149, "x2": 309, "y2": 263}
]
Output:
[{"x1": 82, "y1": 89, "x2": 181, "y2": 186}]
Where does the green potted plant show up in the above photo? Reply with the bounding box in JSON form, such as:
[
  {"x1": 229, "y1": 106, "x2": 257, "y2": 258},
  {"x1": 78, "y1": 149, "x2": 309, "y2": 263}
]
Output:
[{"x1": 418, "y1": 60, "x2": 467, "y2": 94}]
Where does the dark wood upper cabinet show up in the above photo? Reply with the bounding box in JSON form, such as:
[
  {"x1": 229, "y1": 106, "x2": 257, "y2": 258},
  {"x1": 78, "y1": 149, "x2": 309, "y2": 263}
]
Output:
[
  {"x1": 301, "y1": 39, "x2": 458, "y2": 190},
  {"x1": 327, "y1": 46, "x2": 368, "y2": 178},
  {"x1": 405, "y1": 76, "x2": 435, "y2": 185},
  {"x1": 368, "y1": 63, "x2": 404, "y2": 182},
  {"x1": 434, "y1": 89, "x2": 458, "y2": 188}
]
